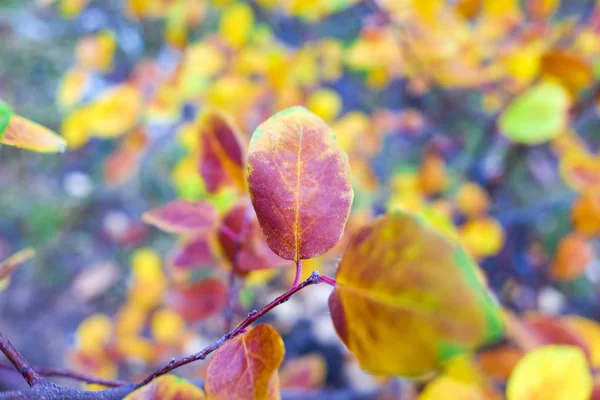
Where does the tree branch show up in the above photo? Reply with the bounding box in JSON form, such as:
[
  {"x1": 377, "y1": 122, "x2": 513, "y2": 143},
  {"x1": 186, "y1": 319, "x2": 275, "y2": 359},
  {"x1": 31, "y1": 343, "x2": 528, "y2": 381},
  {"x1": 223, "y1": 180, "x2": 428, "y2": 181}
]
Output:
[
  {"x1": 0, "y1": 363, "x2": 128, "y2": 388},
  {"x1": 0, "y1": 333, "x2": 44, "y2": 387},
  {"x1": 136, "y1": 271, "x2": 328, "y2": 389}
]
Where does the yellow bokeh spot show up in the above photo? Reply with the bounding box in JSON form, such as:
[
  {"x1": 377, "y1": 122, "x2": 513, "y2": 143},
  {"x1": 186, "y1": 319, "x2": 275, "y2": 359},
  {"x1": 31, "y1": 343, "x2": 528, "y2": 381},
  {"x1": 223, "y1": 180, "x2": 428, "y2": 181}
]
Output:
[
  {"x1": 307, "y1": 89, "x2": 342, "y2": 122},
  {"x1": 151, "y1": 308, "x2": 186, "y2": 346}
]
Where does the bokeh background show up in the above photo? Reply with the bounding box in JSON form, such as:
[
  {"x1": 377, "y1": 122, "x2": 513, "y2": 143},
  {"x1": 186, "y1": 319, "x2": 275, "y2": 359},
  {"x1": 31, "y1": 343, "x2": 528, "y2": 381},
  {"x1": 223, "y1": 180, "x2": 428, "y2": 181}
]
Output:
[{"x1": 1, "y1": 0, "x2": 600, "y2": 398}]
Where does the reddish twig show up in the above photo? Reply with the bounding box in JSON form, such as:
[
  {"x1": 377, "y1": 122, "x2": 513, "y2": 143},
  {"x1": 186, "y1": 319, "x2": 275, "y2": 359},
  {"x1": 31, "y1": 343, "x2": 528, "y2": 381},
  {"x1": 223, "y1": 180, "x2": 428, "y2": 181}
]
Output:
[
  {"x1": 0, "y1": 363, "x2": 128, "y2": 388},
  {"x1": 292, "y1": 260, "x2": 302, "y2": 287},
  {"x1": 0, "y1": 333, "x2": 44, "y2": 387},
  {"x1": 136, "y1": 271, "x2": 326, "y2": 389},
  {"x1": 318, "y1": 275, "x2": 337, "y2": 286}
]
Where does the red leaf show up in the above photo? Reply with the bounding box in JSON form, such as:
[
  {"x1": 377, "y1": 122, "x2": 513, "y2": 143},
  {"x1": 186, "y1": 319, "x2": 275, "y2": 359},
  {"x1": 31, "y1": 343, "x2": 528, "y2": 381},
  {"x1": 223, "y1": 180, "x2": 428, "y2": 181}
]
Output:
[
  {"x1": 143, "y1": 200, "x2": 218, "y2": 235},
  {"x1": 167, "y1": 278, "x2": 227, "y2": 322}
]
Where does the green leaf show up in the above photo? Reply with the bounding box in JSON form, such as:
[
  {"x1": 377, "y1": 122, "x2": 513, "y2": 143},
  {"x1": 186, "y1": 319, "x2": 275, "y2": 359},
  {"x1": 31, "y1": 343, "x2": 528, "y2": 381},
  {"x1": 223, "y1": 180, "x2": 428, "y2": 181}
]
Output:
[
  {"x1": 0, "y1": 103, "x2": 13, "y2": 146},
  {"x1": 499, "y1": 81, "x2": 569, "y2": 145}
]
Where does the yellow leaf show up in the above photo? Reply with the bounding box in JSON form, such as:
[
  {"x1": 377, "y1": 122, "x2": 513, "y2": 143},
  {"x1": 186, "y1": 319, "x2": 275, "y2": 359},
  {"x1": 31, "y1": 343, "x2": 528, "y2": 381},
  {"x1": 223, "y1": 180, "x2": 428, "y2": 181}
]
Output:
[
  {"x1": 124, "y1": 375, "x2": 205, "y2": 400},
  {"x1": 219, "y1": 2, "x2": 254, "y2": 49},
  {"x1": 2, "y1": 114, "x2": 67, "y2": 153},
  {"x1": 506, "y1": 345, "x2": 592, "y2": 400}
]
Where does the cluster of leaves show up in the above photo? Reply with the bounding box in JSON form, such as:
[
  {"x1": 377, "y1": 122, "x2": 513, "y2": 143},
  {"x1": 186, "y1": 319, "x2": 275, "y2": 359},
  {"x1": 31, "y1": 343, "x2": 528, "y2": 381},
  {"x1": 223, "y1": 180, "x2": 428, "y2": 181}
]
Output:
[{"x1": 1, "y1": 0, "x2": 600, "y2": 399}]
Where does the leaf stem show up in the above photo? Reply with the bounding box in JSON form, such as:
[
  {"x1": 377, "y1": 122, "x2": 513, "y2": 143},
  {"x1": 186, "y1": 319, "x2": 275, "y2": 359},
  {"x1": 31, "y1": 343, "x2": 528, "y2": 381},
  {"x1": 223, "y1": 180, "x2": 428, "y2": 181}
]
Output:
[
  {"x1": 0, "y1": 332, "x2": 44, "y2": 387},
  {"x1": 136, "y1": 271, "x2": 323, "y2": 389},
  {"x1": 292, "y1": 260, "x2": 302, "y2": 287}
]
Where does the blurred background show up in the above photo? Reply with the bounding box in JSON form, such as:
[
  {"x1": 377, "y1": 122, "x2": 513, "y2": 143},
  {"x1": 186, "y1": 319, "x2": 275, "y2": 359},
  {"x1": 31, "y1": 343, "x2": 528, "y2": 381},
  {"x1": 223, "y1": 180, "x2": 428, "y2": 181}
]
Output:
[{"x1": 1, "y1": 0, "x2": 600, "y2": 398}]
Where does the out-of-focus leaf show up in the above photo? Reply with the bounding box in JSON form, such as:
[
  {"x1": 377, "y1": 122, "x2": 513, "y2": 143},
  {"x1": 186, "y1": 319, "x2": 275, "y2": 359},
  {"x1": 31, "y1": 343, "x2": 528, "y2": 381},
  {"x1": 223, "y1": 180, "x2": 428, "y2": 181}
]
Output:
[
  {"x1": 170, "y1": 237, "x2": 213, "y2": 270},
  {"x1": 75, "y1": 30, "x2": 117, "y2": 72},
  {"x1": 86, "y1": 84, "x2": 142, "y2": 138},
  {"x1": 540, "y1": 50, "x2": 593, "y2": 94},
  {"x1": 418, "y1": 152, "x2": 449, "y2": 196},
  {"x1": 506, "y1": 345, "x2": 592, "y2": 400},
  {"x1": 104, "y1": 149, "x2": 140, "y2": 187},
  {"x1": 455, "y1": 182, "x2": 490, "y2": 217},
  {"x1": 476, "y1": 345, "x2": 523, "y2": 382},
  {"x1": 57, "y1": 67, "x2": 91, "y2": 110},
  {"x1": 1, "y1": 114, "x2": 67, "y2": 153},
  {"x1": 218, "y1": 201, "x2": 285, "y2": 273},
  {"x1": 167, "y1": 278, "x2": 228, "y2": 322},
  {"x1": 306, "y1": 89, "x2": 342, "y2": 123},
  {"x1": 571, "y1": 193, "x2": 600, "y2": 236},
  {"x1": 550, "y1": 233, "x2": 593, "y2": 281},
  {"x1": 198, "y1": 110, "x2": 246, "y2": 194},
  {"x1": 247, "y1": 106, "x2": 353, "y2": 262},
  {"x1": 143, "y1": 200, "x2": 218, "y2": 235},
  {"x1": 124, "y1": 375, "x2": 205, "y2": 400},
  {"x1": 280, "y1": 353, "x2": 327, "y2": 391},
  {"x1": 219, "y1": 2, "x2": 254, "y2": 49},
  {"x1": 150, "y1": 308, "x2": 186, "y2": 346},
  {"x1": 560, "y1": 151, "x2": 600, "y2": 193},
  {"x1": 562, "y1": 315, "x2": 600, "y2": 369},
  {"x1": 59, "y1": 0, "x2": 91, "y2": 18},
  {"x1": 459, "y1": 217, "x2": 505, "y2": 260},
  {"x1": 0, "y1": 103, "x2": 13, "y2": 139},
  {"x1": 205, "y1": 324, "x2": 284, "y2": 400},
  {"x1": 328, "y1": 212, "x2": 504, "y2": 377},
  {"x1": 499, "y1": 81, "x2": 570, "y2": 145},
  {"x1": 0, "y1": 248, "x2": 35, "y2": 291},
  {"x1": 508, "y1": 313, "x2": 591, "y2": 358},
  {"x1": 527, "y1": 0, "x2": 560, "y2": 20}
]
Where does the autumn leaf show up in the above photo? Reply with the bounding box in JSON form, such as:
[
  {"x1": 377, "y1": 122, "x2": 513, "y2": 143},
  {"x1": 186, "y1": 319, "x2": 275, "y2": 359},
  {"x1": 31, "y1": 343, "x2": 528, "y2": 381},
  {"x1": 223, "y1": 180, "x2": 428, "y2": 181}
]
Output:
[
  {"x1": 198, "y1": 110, "x2": 246, "y2": 194},
  {"x1": 562, "y1": 315, "x2": 600, "y2": 369},
  {"x1": 506, "y1": 345, "x2": 592, "y2": 400},
  {"x1": 1, "y1": 113, "x2": 67, "y2": 153},
  {"x1": 218, "y1": 201, "x2": 285, "y2": 273},
  {"x1": 205, "y1": 324, "x2": 284, "y2": 400},
  {"x1": 280, "y1": 353, "x2": 327, "y2": 391},
  {"x1": 549, "y1": 233, "x2": 594, "y2": 281},
  {"x1": 540, "y1": 50, "x2": 593, "y2": 94},
  {"x1": 0, "y1": 248, "x2": 36, "y2": 291},
  {"x1": 143, "y1": 200, "x2": 218, "y2": 235},
  {"x1": 169, "y1": 237, "x2": 213, "y2": 270},
  {"x1": 328, "y1": 211, "x2": 503, "y2": 377},
  {"x1": 167, "y1": 278, "x2": 228, "y2": 322},
  {"x1": 124, "y1": 375, "x2": 205, "y2": 400},
  {"x1": 247, "y1": 106, "x2": 353, "y2": 262},
  {"x1": 499, "y1": 81, "x2": 570, "y2": 145}
]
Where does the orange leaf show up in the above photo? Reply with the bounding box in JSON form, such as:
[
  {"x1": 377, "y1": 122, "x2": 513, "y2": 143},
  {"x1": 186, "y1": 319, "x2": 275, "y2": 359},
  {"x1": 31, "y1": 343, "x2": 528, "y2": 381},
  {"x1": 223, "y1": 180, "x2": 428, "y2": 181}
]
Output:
[
  {"x1": 328, "y1": 212, "x2": 503, "y2": 377},
  {"x1": 476, "y1": 345, "x2": 523, "y2": 382},
  {"x1": 167, "y1": 278, "x2": 228, "y2": 322},
  {"x1": 143, "y1": 200, "x2": 218, "y2": 235},
  {"x1": 549, "y1": 233, "x2": 594, "y2": 281},
  {"x1": 124, "y1": 375, "x2": 205, "y2": 399},
  {"x1": 205, "y1": 324, "x2": 284, "y2": 400},
  {"x1": 247, "y1": 106, "x2": 353, "y2": 262},
  {"x1": 198, "y1": 110, "x2": 246, "y2": 194},
  {"x1": 571, "y1": 193, "x2": 600, "y2": 236},
  {"x1": 540, "y1": 50, "x2": 593, "y2": 95},
  {"x1": 2, "y1": 114, "x2": 67, "y2": 153}
]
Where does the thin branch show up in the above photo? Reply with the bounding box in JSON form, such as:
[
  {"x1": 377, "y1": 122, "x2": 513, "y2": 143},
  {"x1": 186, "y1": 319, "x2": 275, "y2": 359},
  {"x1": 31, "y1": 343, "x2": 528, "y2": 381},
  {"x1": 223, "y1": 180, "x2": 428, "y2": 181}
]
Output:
[
  {"x1": 0, "y1": 333, "x2": 44, "y2": 387},
  {"x1": 136, "y1": 271, "x2": 326, "y2": 389},
  {"x1": 319, "y1": 275, "x2": 337, "y2": 286},
  {"x1": 0, "y1": 363, "x2": 128, "y2": 388}
]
